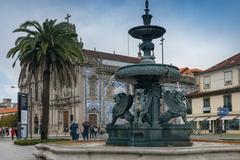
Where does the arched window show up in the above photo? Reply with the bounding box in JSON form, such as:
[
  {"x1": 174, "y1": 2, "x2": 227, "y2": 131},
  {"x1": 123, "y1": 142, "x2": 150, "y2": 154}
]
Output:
[{"x1": 88, "y1": 75, "x2": 97, "y2": 99}]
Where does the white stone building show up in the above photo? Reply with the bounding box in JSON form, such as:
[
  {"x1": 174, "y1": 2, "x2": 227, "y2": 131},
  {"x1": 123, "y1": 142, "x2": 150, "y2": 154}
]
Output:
[{"x1": 187, "y1": 53, "x2": 240, "y2": 134}]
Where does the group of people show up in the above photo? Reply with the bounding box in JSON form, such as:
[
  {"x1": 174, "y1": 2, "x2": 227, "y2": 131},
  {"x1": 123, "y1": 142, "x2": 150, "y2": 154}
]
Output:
[
  {"x1": 70, "y1": 121, "x2": 99, "y2": 141},
  {"x1": 0, "y1": 127, "x2": 17, "y2": 140}
]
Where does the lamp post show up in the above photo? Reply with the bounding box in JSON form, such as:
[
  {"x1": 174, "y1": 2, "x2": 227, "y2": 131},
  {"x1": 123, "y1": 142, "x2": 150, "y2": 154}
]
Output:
[
  {"x1": 10, "y1": 85, "x2": 18, "y2": 107},
  {"x1": 29, "y1": 88, "x2": 33, "y2": 138},
  {"x1": 160, "y1": 36, "x2": 165, "y2": 64},
  {"x1": 11, "y1": 85, "x2": 18, "y2": 102}
]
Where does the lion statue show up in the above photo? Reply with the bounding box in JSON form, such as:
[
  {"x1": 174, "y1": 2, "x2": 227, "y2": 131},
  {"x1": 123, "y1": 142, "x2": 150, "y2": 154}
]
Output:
[
  {"x1": 110, "y1": 93, "x2": 134, "y2": 125},
  {"x1": 159, "y1": 89, "x2": 187, "y2": 124}
]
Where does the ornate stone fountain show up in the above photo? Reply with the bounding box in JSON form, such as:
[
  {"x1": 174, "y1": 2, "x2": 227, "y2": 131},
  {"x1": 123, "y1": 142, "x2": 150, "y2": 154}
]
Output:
[{"x1": 106, "y1": 0, "x2": 192, "y2": 147}]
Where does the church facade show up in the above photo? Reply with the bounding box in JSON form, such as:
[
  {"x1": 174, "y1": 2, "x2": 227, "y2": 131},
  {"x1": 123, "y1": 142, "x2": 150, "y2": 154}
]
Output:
[{"x1": 21, "y1": 48, "x2": 140, "y2": 135}]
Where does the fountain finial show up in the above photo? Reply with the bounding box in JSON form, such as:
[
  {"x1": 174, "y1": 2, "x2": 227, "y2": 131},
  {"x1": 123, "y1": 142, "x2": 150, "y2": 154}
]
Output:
[
  {"x1": 142, "y1": 0, "x2": 152, "y2": 25},
  {"x1": 145, "y1": 0, "x2": 150, "y2": 15}
]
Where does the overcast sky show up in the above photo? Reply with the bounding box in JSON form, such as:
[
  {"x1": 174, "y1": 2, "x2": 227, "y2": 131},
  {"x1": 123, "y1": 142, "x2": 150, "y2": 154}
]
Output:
[{"x1": 1, "y1": 0, "x2": 240, "y2": 102}]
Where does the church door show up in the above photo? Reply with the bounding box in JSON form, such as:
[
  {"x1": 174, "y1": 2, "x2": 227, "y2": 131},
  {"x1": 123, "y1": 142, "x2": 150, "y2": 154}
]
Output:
[
  {"x1": 89, "y1": 114, "x2": 97, "y2": 126},
  {"x1": 63, "y1": 111, "x2": 69, "y2": 132}
]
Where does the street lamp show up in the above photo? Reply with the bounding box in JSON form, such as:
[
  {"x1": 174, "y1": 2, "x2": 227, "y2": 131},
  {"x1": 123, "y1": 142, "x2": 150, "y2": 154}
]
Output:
[
  {"x1": 10, "y1": 85, "x2": 18, "y2": 105},
  {"x1": 160, "y1": 36, "x2": 165, "y2": 64},
  {"x1": 11, "y1": 86, "x2": 18, "y2": 89}
]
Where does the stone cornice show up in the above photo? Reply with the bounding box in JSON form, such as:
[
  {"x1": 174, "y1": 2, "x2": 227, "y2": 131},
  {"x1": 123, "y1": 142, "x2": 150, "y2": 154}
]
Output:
[{"x1": 187, "y1": 86, "x2": 240, "y2": 98}]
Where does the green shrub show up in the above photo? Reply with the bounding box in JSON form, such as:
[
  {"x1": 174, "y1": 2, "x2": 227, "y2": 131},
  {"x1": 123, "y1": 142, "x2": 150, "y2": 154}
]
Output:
[
  {"x1": 14, "y1": 138, "x2": 69, "y2": 146},
  {"x1": 0, "y1": 113, "x2": 17, "y2": 128}
]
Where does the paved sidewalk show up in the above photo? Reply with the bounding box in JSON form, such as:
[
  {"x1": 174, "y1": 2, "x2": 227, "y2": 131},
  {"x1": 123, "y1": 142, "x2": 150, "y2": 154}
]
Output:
[
  {"x1": 191, "y1": 134, "x2": 240, "y2": 144},
  {"x1": 191, "y1": 133, "x2": 240, "y2": 140},
  {"x1": 0, "y1": 138, "x2": 34, "y2": 160}
]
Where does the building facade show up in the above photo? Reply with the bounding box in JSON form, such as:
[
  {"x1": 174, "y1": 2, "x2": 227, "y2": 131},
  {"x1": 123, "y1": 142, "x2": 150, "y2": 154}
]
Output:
[
  {"x1": 20, "y1": 48, "x2": 140, "y2": 135},
  {"x1": 187, "y1": 53, "x2": 240, "y2": 134},
  {"x1": 178, "y1": 67, "x2": 202, "y2": 94},
  {"x1": 0, "y1": 98, "x2": 17, "y2": 108}
]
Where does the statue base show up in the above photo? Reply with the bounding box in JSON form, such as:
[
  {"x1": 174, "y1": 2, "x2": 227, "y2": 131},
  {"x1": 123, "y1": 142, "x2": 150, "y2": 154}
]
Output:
[{"x1": 106, "y1": 124, "x2": 192, "y2": 147}]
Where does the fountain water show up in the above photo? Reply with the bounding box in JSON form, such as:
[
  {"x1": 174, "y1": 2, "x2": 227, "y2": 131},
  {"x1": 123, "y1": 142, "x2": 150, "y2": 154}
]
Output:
[{"x1": 106, "y1": 0, "x2": 192, "y2": 147}]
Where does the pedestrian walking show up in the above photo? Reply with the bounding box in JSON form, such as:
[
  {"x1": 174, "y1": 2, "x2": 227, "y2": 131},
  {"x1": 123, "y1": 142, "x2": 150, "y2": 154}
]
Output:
[
  {"x1": 1, "y1": 128, "x2": 5, "y2": 139},
  {"x1": 97, "y1": 126, "x2": 100, "y2": 134},
  {"x1": 76, "y1": 123, "x2": 80, "y2": 140},
  {"x1": 11, "y1": 128, "x2": 15, "y2": 140},
  {"x1": 89, "y1": 125, "x2": 94, "y2": 139},
  {"x1": 93, "y1": 125, "x2": 98, "y2": 139},
  {"x1": 14, "y1": 128, "x2": 18, "y2": 139},
  {"x1": 82, "y1": 121, "x2": 89, "y2": 140},
  {"x1": 70, "y1": 121, "x2": 78, "y2": 141},
  {"x1": 5, "y1": 128, "x2": 9, "y2": 136}
]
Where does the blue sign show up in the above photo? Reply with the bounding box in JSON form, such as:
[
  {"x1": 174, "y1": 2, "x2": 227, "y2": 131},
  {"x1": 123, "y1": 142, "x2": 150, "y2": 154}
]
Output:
[
  {"x1": 217, "y1": 107, "x2": 229, "y2": 116},
  {"x1": 17, "y1": 92, "x2": 28, "y2": 139},
  {"x1": 18, "y1": 92, "x2": 28, "y2": 110}
]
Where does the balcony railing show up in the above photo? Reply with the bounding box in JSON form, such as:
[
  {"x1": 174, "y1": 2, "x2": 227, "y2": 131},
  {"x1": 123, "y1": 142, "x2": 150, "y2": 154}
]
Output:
[
  {"x1": 203, "y1": 106, "x2": 211, "y2": 113},
  {"x1": 50, "y1": 96, "x2": 81, "y2": 106},
  {"x1": 180, "y1": 76, "x2": 196, "y2": 84}
]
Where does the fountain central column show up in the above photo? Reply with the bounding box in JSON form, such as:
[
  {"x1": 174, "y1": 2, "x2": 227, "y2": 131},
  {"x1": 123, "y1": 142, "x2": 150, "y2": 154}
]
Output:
[{"x1": 151, "y1": 84, "x2": 161, "y2": 127}]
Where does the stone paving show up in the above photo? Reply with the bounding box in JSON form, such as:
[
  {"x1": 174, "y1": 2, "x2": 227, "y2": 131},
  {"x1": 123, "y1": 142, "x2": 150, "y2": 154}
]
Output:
[
  {"x1": 0, "y1": 138, "x2": 34, "y2": 160},
  {"x1": 0, "y1": 134, "x2": 240, "y2": 160}
]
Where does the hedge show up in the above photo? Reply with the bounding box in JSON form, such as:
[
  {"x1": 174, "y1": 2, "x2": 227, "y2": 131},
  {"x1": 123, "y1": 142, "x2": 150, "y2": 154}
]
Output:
[{"x1": 14, "y1": 138, "x2": 69, "y2": 146}]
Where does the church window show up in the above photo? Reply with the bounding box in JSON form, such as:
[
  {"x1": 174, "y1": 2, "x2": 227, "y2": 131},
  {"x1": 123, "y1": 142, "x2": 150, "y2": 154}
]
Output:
[{"x1": 89, "y1": 75, "x2": 97, "y2": 98}]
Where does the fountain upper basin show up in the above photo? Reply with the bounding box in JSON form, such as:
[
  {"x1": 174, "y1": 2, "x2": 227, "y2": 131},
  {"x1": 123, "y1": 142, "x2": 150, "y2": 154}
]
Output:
[
  {"x1": 114, "y1": 63, "x2": 180, "y2": 85},
  {"x1": 129, "y1": 25, "x2": 166, "y2": 40}
]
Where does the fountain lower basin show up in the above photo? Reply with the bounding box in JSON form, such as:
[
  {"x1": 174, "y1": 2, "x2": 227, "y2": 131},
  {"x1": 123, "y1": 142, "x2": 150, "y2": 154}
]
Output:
[{"x1": 33, "y1": 141, "x2": 240, "y2": 160}]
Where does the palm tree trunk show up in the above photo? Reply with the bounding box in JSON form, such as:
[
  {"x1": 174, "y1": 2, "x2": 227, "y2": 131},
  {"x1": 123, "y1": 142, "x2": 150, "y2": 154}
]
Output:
[{"x1": 41, "y1": 57, "x2": 51, "y2": 140}]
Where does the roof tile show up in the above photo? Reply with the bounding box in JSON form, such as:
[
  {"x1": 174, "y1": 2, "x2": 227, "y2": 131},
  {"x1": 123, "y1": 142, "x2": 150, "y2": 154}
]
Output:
[
  {"x1": 202, "y1": 53, "x2": 240, "y2": 74},
  {"x1": 82, "y1": 49, "x2": 141, "y2": 64},
  {"x1": 0, "y1": 107, "x2": 18, "y2": 114}
]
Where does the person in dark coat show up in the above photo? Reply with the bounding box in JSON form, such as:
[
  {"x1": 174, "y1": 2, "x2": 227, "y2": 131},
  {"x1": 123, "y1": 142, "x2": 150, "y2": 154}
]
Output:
[
  {"x1": 76, "y1": 123, "x2": 80, "y2": 140},
  {"x1": 5, "y1": 128, "x2": 9, "y2": 136},
  {"x1": 82, "y1": 121, "x2": 90, "y2": 140},
  {"x1": 89, "y1": 125, "x2": 94, "y2": 139},
  {"x1": 70, "y1": 122, "x2": 78, "y2": 141}
]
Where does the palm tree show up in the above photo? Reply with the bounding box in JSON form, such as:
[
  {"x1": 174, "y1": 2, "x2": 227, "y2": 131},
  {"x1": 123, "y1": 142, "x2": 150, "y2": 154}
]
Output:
[{"x1": 7, "y1": 19, "x2": 83, "y2": 139}]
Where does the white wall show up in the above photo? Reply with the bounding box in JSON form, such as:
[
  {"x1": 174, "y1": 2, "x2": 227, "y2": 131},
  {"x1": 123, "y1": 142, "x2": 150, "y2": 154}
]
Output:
[
  {"x1": 232, "y1": 92, "x2": 240, "y2": 112},
  {"x1": 199, "y1": 66, "x2": 239, "y2": 92},
  {"x1": 191, "y1": 92, "x2": 240, "y2": 116},
  {"x1": 210, "y1": 95, "x2": 223, "y2": 114},
  {"x1": 192, "y1": 98, "x2": 203, "y2": 115}
]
